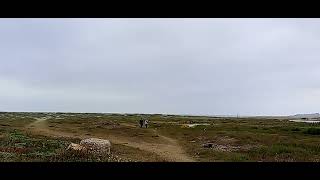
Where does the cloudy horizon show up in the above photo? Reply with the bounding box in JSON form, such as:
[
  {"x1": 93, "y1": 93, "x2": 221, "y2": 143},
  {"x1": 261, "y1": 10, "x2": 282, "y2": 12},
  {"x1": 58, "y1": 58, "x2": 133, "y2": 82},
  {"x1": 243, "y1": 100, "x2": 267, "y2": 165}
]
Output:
[{"x1": 1, "y1": 18, "x2": 320, "y2": 116}]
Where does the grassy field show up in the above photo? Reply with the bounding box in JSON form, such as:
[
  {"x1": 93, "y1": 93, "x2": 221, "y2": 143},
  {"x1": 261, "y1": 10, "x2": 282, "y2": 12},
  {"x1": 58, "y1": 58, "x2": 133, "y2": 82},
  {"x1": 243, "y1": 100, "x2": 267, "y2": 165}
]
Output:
[{"x1": 0, "y1": 112, "x2": 320, "y2": 162}]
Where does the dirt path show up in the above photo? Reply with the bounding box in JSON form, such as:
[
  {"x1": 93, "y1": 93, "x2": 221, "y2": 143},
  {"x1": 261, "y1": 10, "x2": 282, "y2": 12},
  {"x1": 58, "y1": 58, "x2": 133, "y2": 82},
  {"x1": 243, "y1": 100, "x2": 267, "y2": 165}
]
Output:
[{"x1": 26, "y1": 118, "x2": 195, "y2": 162}]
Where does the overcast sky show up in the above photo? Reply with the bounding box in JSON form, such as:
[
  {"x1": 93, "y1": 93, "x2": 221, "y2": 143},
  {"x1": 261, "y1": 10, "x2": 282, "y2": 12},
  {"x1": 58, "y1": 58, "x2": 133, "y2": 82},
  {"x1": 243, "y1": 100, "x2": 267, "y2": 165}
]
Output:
[{"x1": 1, "y1": 18, "x2": 320, "y2": 116}]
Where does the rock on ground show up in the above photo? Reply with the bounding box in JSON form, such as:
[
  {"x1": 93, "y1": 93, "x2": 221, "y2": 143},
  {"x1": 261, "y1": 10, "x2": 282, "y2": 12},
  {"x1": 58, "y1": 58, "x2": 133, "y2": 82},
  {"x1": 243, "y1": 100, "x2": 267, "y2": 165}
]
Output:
[
  {"x1": 203, "y1": 143, "x2": 214, "y2": 148},
  {"x1": 67, "y1": 143, "x2": 86, "y2": 151},
  {"x1": 80, "y1": 138, "x2": 111, "y2": 155}
]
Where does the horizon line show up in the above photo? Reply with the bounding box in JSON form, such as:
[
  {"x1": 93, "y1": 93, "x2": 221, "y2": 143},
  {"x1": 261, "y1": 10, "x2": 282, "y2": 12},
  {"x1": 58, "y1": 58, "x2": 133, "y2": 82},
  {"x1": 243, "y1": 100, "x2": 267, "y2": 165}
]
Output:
[{"x1": 0, "y1": 110, "x2": 305, "y2": 117}]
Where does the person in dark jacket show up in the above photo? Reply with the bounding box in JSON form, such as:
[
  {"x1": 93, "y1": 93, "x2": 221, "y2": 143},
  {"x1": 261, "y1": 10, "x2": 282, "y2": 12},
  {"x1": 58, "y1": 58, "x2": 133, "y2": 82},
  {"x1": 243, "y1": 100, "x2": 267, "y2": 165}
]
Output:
[{"x1": 139, "y1": 119, "x2": 143, "y2": 128}]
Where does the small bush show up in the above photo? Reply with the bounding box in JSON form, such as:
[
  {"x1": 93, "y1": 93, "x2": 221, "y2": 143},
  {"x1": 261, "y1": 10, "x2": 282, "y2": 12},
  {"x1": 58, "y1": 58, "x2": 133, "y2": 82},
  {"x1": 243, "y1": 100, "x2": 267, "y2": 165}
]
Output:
[
  {"x1": 230, "y1": 153, "x2": 249, "y2": 162},
  {"x1": 50, "y1": 149, "x2": 124, "y2": 162},
  {"x1": 303, "y1": 128, "x2": 320, "y2": 135},
  {"x1": 291, "y1": 127, "x2": 301, "y2": 132}
]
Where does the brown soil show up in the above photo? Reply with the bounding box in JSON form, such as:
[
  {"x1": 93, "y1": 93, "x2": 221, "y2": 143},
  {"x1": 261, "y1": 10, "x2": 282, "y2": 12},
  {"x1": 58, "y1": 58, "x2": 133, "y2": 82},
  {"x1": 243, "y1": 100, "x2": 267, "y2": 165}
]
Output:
[{"x1": 26, "y1": 118, "x2": 195, "y2": 162}]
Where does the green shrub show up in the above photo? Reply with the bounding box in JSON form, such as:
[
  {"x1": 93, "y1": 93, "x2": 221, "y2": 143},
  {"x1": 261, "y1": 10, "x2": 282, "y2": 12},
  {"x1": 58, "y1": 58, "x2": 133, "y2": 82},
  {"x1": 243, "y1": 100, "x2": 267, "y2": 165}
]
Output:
[
  {"x1": 303, "y1": 128, "x2": 320, "y2": 135},
  {"x1": 230, "y1": 153, "x2": 249, "y2": 162},
  {"x1": 291, "y1": 127, "x2": 301, "y2": 132}
]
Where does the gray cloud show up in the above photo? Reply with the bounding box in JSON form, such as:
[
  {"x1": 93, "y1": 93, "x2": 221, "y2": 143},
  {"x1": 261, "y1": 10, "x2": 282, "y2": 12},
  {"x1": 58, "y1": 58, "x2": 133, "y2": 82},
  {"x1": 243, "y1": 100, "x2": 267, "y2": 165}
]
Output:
[{"x1": 1, "y1": 18, "x2": 320, "y2": 115}]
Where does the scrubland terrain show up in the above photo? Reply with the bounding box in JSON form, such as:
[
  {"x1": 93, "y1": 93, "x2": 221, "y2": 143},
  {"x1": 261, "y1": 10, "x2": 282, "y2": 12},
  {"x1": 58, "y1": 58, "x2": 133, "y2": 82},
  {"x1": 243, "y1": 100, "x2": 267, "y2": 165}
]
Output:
[{"x1": 1, "y1": 112, "x2": 320, "y2": 162}]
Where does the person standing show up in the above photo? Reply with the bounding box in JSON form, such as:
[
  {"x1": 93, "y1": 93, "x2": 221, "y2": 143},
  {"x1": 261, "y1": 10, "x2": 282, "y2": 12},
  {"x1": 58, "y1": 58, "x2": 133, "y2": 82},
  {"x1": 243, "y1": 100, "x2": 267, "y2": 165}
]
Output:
[
  {"x1": 145, "y1": 119, "x2": 149, "y2": 128},
  {"x1": 139, "y1": 118, "x2": 143, "y2": 128}
]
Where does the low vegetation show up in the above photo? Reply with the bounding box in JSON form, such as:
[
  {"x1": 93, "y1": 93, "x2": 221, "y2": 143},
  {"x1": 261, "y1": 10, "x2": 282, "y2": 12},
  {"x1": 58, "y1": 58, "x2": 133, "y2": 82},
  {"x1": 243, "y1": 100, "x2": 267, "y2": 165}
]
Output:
[
  {"x1": 303, "y1": 127, "x2": 320, "y2": 135},
  {"x1": 1, "y1": 112, "x2": 320, "y2": 162}
]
